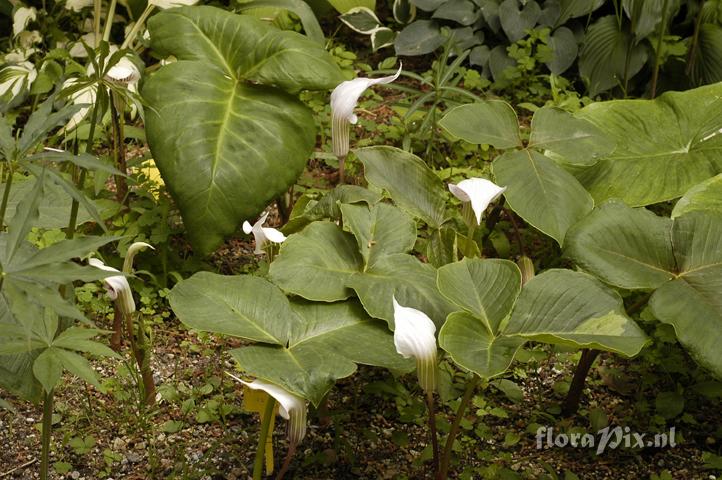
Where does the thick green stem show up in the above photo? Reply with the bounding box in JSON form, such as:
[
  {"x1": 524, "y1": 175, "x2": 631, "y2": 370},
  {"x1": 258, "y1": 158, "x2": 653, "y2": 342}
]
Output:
[
  {"x1": 0, "y1": 166, "x2": 14, "y2": 230},
  {"x1": 110, "y1": 93, "x2": 128, "y2": 206},
  {"x1": 438, "y1": 375, "x2": 480, "y2": 479},
  {"x1": 253, "y1": 398, "x2": 276, "y2": 480},
  {"x1": 426, "y1": 391, "x2": 440, "y2": 476},
  {"x1": 650, "y1": 0, "x2": 670, "y2": 98},
  {"x1": 93, "y1": 0, "x2": 102, "y2": 41},
  {"x1": 103, "y1": 0, "x2": 118, "y2": 42},
  {"x1": 66, "y1": 169, "x2": 86, "y2": 239},
  {"x1": 40, "y1": 389, "x2": 54, "y2": 480}
]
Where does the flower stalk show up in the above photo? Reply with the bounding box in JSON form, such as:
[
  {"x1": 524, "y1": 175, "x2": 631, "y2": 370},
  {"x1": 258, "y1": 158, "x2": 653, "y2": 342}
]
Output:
[{"x1": 252, "y1": 397, "x2": 276, "y2": 480}]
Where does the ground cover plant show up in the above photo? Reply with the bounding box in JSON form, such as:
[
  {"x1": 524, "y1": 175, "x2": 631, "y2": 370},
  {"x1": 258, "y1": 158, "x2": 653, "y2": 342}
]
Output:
[{"x1": 0, "y1": 0, "x2": 722, "y2": 478}]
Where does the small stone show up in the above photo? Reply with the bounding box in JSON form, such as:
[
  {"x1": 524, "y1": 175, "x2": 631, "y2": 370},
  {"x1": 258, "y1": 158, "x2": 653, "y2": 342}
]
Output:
[
  {"x1": 70, "y1": 471, "x2": 80, "y2": 480},
  {"x1": 127, "y1": 452, "x2": 142, "y2": 463}
]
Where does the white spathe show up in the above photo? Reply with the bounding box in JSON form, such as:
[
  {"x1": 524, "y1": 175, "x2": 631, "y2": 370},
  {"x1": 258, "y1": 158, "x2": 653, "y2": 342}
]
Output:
[
  {"x1": 61, "y1": 78, "x2": 96, "y2": 131},
  {"x1": 69, "y1": 33, "x2": 99, "y2": 58},
  {"x1": 242, "y1": 211, "x2": 286, "y2": 255},
  {"x1": 448, "y1": 178, "x2": 506, "y2": 224},
  {"x1": 123, "y1": 241, "x2": 155, "y2": 273},
  {"x1": 330, "y1": 64, "x2": 402, "y2": 157},
  {"x1": 89, "y1": 258, "x2": 135, "y2": 316},
  {"x1": 105, "y1": 55, "x2": 141, "y2": 85},
  {"x1": 148, "y1": 0, "x2": 199, "y2": 9},
  {"x1": 392, "y1": 296, "x2": 438, "y2": 393},
  {"x1": 0, "y1": 61, "x2": 37, "y2": 99},
  {"x1": 65, "y1": 0, "x2": 93, "y2": 11},
  {"x1": 13, "y1": 6, "x2": 36, "y2": 37},
  {"x1": 229, "y1": 375, "x2": 308, "y2": 445}
]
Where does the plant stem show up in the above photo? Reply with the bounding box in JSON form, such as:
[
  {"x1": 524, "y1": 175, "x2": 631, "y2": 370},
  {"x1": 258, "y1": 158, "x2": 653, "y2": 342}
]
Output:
[
  {"x1": 686, "y1": 1, "x2": 705, "y2": 78},
  {"x1": 276, "y1": 441, "x2": 297, "y2": 480},
  {"x1": 252, "y1": 398, "x2": 276, "y2": 480},
  {"x1": 66, "y1": 169, "x2": 86, "y2": 239},
  {"x1": 93, "y1": 0, "x2": 101, "y2": 41},
  {"x1": 121, "y1": 4, "x2": 155, "y2": 49},
  {"x1": 0, "y1": 166, "x2": 14, "y2": 230},
  {"x1": 562, "y1": 349, "x2": 601, "y2": 416},
  {"x1": 438, "y1": 375, "x2": 480, "y2": 479},
  {"x1": 337, "y1": 154, "x2": 347, "y2": 185},
  {"x1": 40, "y1": 389, "x2": 54, "y2": 480},
  {"x1": 110, "y1": 93, "x2": 128, "y2": 206},
  {"x1": 103, "y1": 0, "x2": 118, "y2": 42},
  {"x1": 426, "y1": 391, "x2": 440, "y2": 476},
  {"x1": 651, "y1": 0, "x2": 670, "y2": 98}
]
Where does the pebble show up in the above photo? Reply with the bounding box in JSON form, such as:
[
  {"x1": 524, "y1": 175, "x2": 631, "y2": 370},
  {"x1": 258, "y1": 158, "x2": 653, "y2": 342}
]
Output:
[
  {"x1": 127, "y1": 452, "x2": 142, "y2": 463},
  {"x1": 70, "y1": 471, "x2": 80, "y2": 479}
]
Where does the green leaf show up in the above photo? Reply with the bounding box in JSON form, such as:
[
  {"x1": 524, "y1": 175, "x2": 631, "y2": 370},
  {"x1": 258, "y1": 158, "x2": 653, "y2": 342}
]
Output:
[
  {"x1": 528, "y1": 107, "x2": 614, "y2": 166},
  {"x1": 564, "y1": 200, "x2": 676, "y2": 290},
  {"x1": 326, "y1": 0, "x2": 374, "y2": 14},
  {"x1": 439, "y1": 311, "x2": 525, "y2": 379},
  {"x1": 394, "y1": 20, "x2": 445, "y2": 56},
  {"x1": 54, "y1": 348, "x2": 104, "y2": 391},
  {"x1": 9, "y1": 236, "x2": 119, "y2": 272},
  {"x1": 270, "y1": 221, "x2": 363, "y2": 302},
  {"x1": 498, "y1": 0, "x2": 541, "y2": 42},
  {"x1": 355, "y1": 146, "x2": 448, "y2": 228},
  {"x1": 578, "y1": 15, "x2": 647, "y2": 96},
  {"x1": 622, "y1": 0, "x2": 666, "y2": 41},
  {"x1": 492, "y1": 149, "x2": 594, "y2": 245},
  {"x1": 690, "y1": 23, "x2": 722, "y2": 86},
  {"x1": 33, "y1": 347, "x2": 64, "y2": 393},
  {"x1": 556, "y1": 0, "x2": 604, "y2": 25},
  {"x1": 143, "y1": 6, "x2": 343, "y2": 255},
  {"x1": 170, "y1": 272, "x2": 303, "y2": 344},
  {"x1": 6, "y1": 173, "x2": 43, "y2": 264},
  {"x1": 505, "y1": 269, "x2": 649, "y2": 357},
  {"x1": 339, "y1": 202, "x2": 416, "y2": 268},
  {"x1": 436, "y1": 258, "x2": 520, "y2": 334},
  {"x1": 340, "y1": 7, "x2": 381, "y2": 33},
  {"x1": 236, "y1": 0, "x2": 325, "y2": 44},
  {"x1": 348, "y1": 253, "x2": 456, "y2": 328},
  {"x1": 649, "y1": 212, "x2": 722, "y2": 378},
  {"x1": 546, "y1": 26, "x2": 578, "y2": 75},
  {"x1": 672, "y1": 174, "x2": 722, "y2": 218},
  {"x1": 432, "y1": 0, "x2": 479, "y2": 26},
  {"x1": 575, "y1": 82, "x2": 722, "y2": 206},
  {"x1": 439, "y1": 101, "x2": 522, "y2": 149}
]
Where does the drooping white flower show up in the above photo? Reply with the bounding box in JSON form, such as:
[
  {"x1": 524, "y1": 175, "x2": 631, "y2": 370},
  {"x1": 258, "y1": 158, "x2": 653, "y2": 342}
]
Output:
[
  {"x1": 448, "y1": 178, "x2": 506, "y2": 225},
  {"x1": 13, "y1": 6, "x2": 36, "y2": 37},
  {"x1": 392, "y1": 296, "x2": 437, "y2": 393},
  {"x1": 123, "y1": 241, "x2": 154, "y2": 274},
  {"x1": 89, "y1": 258, "x2": 135, "y2": 316},
  {"x1": 330, "y1": 64, "x2": 402, "y2": 157},
  {"x1": 69, "y1": 33, "x2": 99, "y2": 58},
  {"x1": 105, "y1": 54, "x2": 141, "y2": 86},
  {"x1": 61, "y1": 78, "x2": 97, "y2": 131},
  {"x1": 0, "y1": 61, "x2": 37, "y2": 100},
  {"x1": 228, "y1": 375, "x2": 308, "y2": 445},
  {"x1": 242, "y1": 211, "x2": 286, "y2": 255},
  {"x1": 65, "y1": 0, "x2": 94, "y2": 11},
  {"x1": 148, "y1": 0, "x2": 199, "y2": 9}
]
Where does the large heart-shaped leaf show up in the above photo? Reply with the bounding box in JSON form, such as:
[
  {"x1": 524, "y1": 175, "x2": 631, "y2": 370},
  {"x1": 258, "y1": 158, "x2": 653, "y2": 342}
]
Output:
[
  {"x1": 528, "y1": 106, "x2": 614, "y2": 166},
  {"x1": 555, "y1": 0, "x2": 604, "y2": 25},
  {"x1": 574, "y1": 82, "x2": 722, "y2": 206},
  {"x1": 690, "y1": 23, "x2": 722, "y2": 86},
  {"x1": 565, "y1": 200, "x2": 675, "y2": 290},
  {"x1": 356, "y1": 146, "x2": 449, "y2": 228},
  {"x1": 437, "y1": 259, "x2": 525, "y2": 378},
  {"x1": 269, "y1": 221, "x2": 363, "y2": 302},
  {"x1": 649, "y1": 212, "x2": 722, "y2": 378},
  {"x1": 339, "y1": 202, "x2": 416, "y2": 268},
  {"x1": 505, "y1": 269, "x2": 649, "y2": 357},
  {"x1": 394, "y1": 20, "x2": 445, "y2": 56},
  {"x1": 578, "y1": 15, "x2": 647, "y2": 96},
  {"x1": 348, "y1": 253, "x2": 456, "y2": 329},
  {"x1": 493, "y1": 149, "x2": 594, "y2": 245},
  {"x1": 498, "y1": 0, "x2": 541, "y2": 42},
  {"x1": 546, "y1": 26, "x2": 579, "y2": 75},
  {"x1": 439, "y1": 100, "x2": 522, "y2": 149},
  {"x1": 143, "y1": 6, "x2": 343, "y2": 255}
]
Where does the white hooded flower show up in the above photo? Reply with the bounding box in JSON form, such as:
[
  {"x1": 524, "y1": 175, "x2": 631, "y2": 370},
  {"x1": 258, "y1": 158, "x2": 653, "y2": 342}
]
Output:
[
  {"x1": 392, "y1": 296, "x2": 437, "y2": 393},
  {"x1": 229, "y1": 375, "x2": 307, "y2": 445},
  {"x1": 123, "y1": 241, "x2": 154, "y2": 274},
  {"x1": 448, "y1": 178, "x2": 506, "y2": 225},
  {"x1": 61, "y1": 78, "x2": 97, "y2": 131},
  {"x1": 69, "y1": 33, "x2": 99, "y2": 58},
  {"x1": 148, "y1": 0, "x2": 199, "y2": 9},
  {"x1": 13, "y1": 6, "x2": 36, "y2": 37},
  {"x1": 105, "y1": 55, "x2": 141, "y2": 86},
  {"x1": 330, "y1": 64, "x2": 402, "y2": 157},
  {"x1": 89, "y1": 258, "x2": 135, "y2": 316},
  {"x1": 65, "y1": 0, "x2": 94, "y2": 11},
  {"x1": 242, "y1": 211, "x2": 286, "y2": 255},
  {"x1": 0, "y1": 61, "x2": 37, "y2": 100}
]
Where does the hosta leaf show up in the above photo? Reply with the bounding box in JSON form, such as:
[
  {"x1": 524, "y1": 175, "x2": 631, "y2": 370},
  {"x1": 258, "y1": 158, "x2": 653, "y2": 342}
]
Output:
[
  {"x1": 505, "y1": 269, "x2": 649, "y2": 357},
  {"x1": 356, "y1": 146, "x2": 448, "y2": 228},
  {"x1": 326, "y1": 0, "x2": 375, "y2": 14},
  {"x1": 649, "y1": 212, "x2": 722, "y2": 378},
  {"x1": 575, "y1": 83, "x2": 722, "y2": 206},
  {"x1": 439, "y1": 101, "x2": 522, "y2": 149},
  {"x1": 348, "y1": 253, "x2": 456, "y2": 329},
  {"x1": 492, "y1": 149, "x2": 594, "y2": 245},
  {"x1": 340, "y1": 7, "x2": 381, "y2": 34},
  {"x1": 622, "y1": 0, "x2": 665, "y2": 41},
  {"x1": 546, "y1": 26, "x2": 578, "y2": 75},
  {"x1": 339, "y1": 202, "x2": 416, "y2": 268},
  {"x1": 672, "y1": 174, "x2": 722, "y2": 218},
  {"x1": 564, "y1": 200, "x2": 675, "y2": 290},
  {"x1": 498, "y1": 0, "x2": 541, "y2": 42},
  {"x1": 143, "y1": 6, "x2": 343, "y2": 255},
  {"x1": 394, "y1": 20, "x2": 445, "y2": 56},
  {"x1": 432, "y1": 0, "x2": 478, "y2": 26},
  {"x1": 269, "y1": 222, "x2": 363, "y2": 302},
  {"x1": 439, "y1": 311, "x2": 525, "y2": 379},
  {"x1": 529, "y1": 106, "x2": 614, "y2": 166},
  {"x1": 556, "y1": 0, "x2": 604, "y2": 25},
  {"x1": 169, "y1": 272, "x2": 304, "y2": 344},
  {"x1": 436, "y1": 258, "x2": 520, "y2": 334},
  {"x1": 690, "y1": 23, "x2": 722, "y2": 86},
  {"x1": 579, "y1": 15, "x2": 647, "y2": 96}
]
